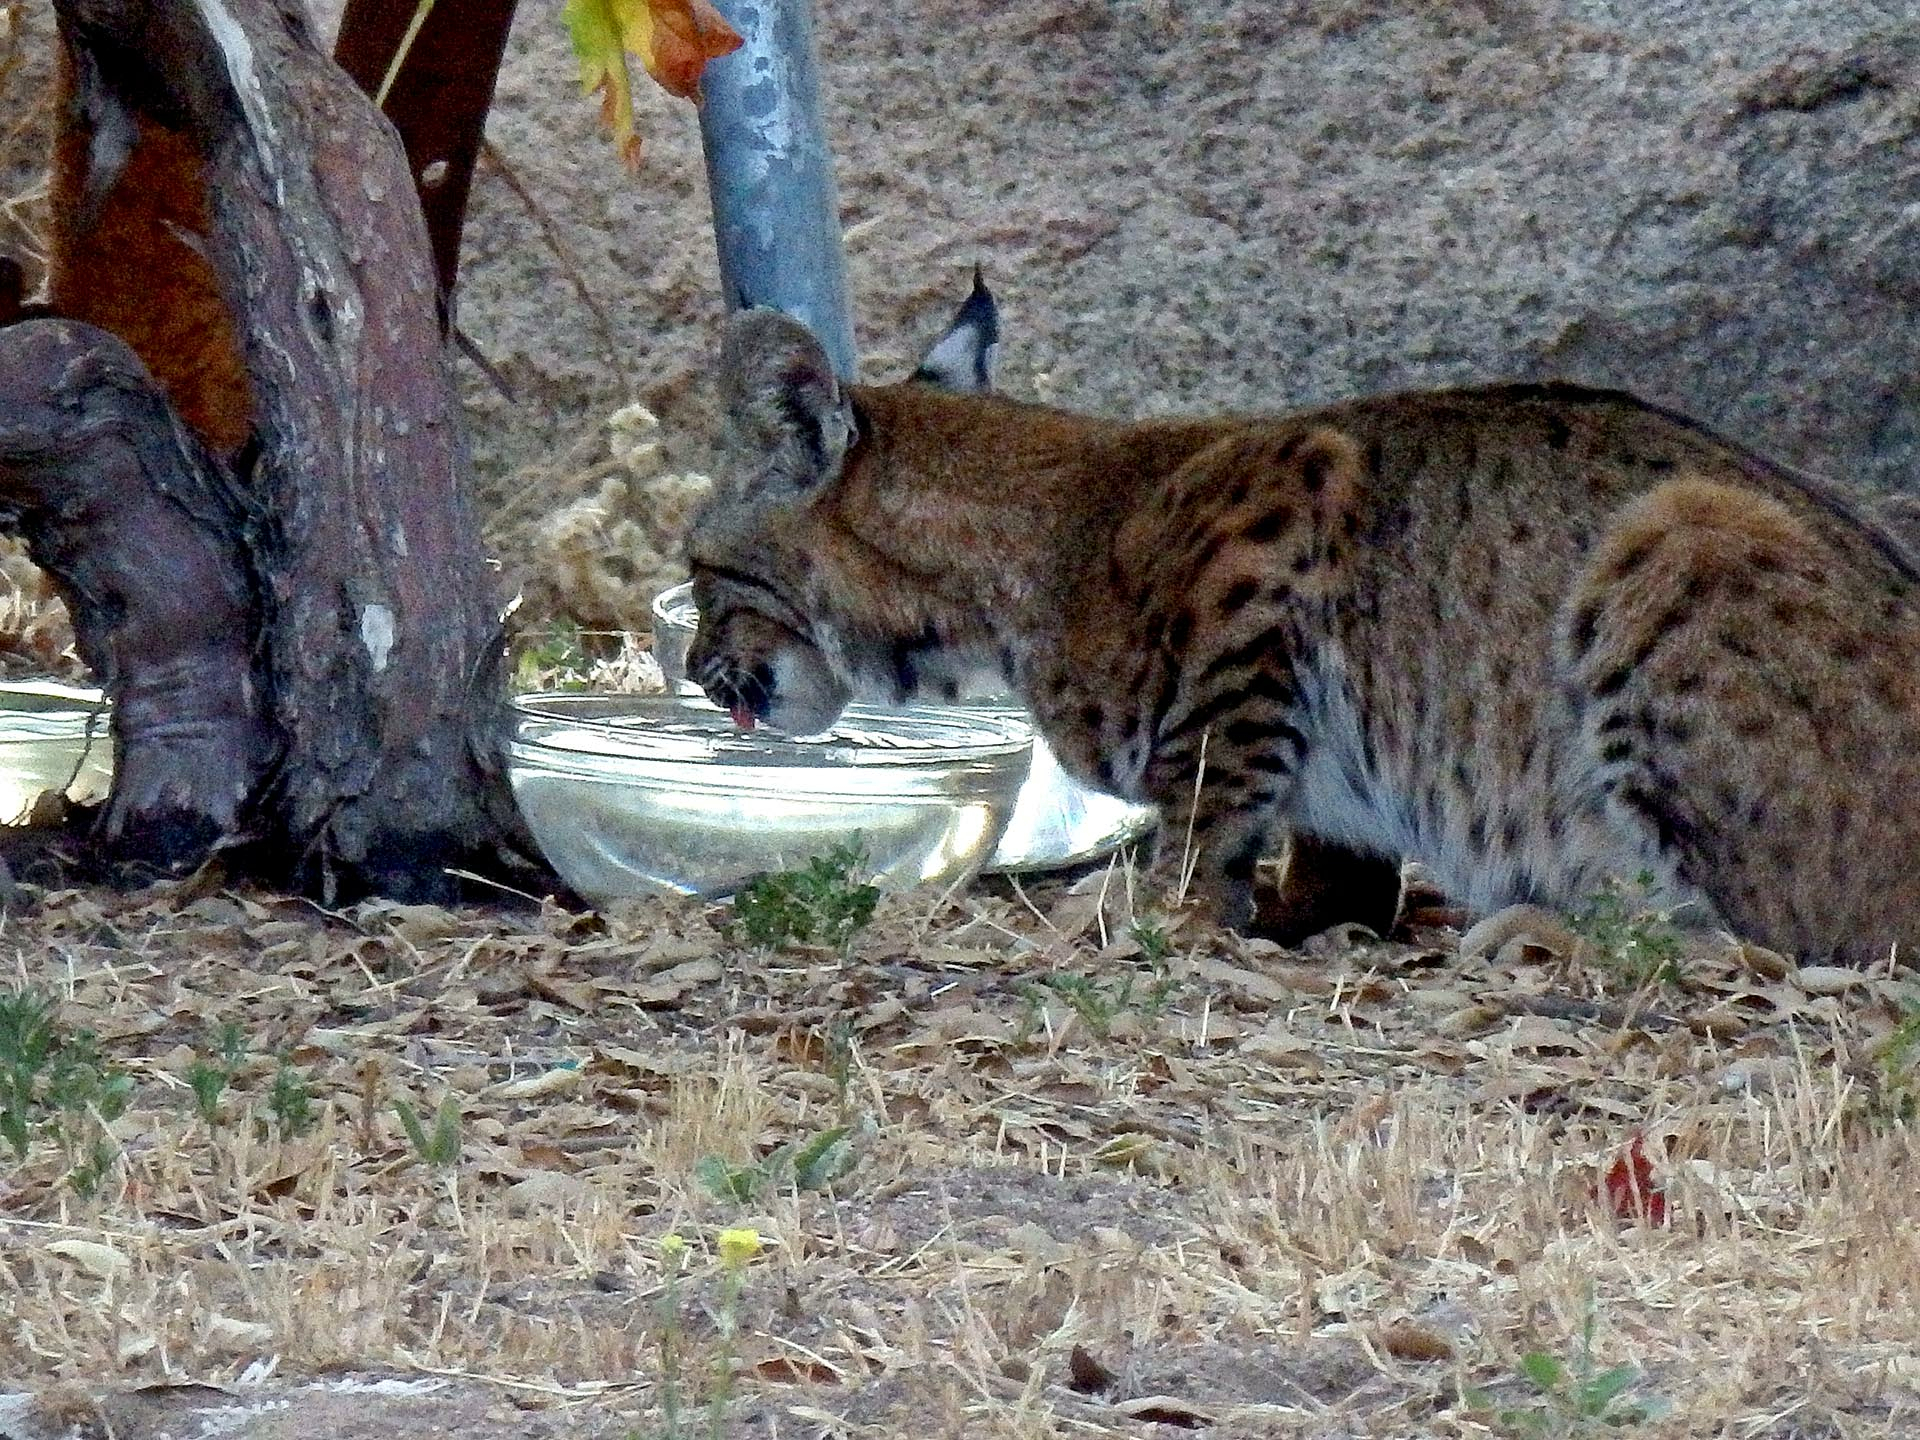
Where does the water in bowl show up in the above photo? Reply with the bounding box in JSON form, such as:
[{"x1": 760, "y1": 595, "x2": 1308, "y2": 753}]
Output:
[
  {"x1": 0, "y1": 681, "x2": 113, "y2": 822},
  {"x1": 511, "y1": 693, "x2": 1032, "y2": 902}
]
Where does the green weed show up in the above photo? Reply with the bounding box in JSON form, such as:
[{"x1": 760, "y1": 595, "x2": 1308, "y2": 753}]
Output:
[
  {"x1": 1020, "y1": 939, "x2": 1180, "y2": 1043},
  {"x1": 1464, "y1": 1289, "x2": 1669, "y2": 1436},
  {"x1": 635, "y1": 1228, "x2": 763, "y2": 1440},
  {"x1": 267, "y1": 1059, "x2": 317, "y2": 1138},
  {"x1": 822, "y1": 1015, "x2": 857, "y2": 1115},
  {"x1": 185, "y1": 1020, "x2": 247, "y2": 1126},
  {"x1": 0, "y1": 986, "x2": 131, "y2": 1194},
  {"x1": 513, "y1": 619, "x2": 591, "y2": 692},
  {"x1": 694, "y1": 1121, "x2": 860, "y2": 1204},
  {"x1": 730, "y1": 842, "x2": 879, "y2": 953},
  {"x1": 1128, "y1": 916, "x2": 1174, "y2": 968},
  {"x1": 65, "y1": 1136, "x2": 117, "y2": 1199},
  {"x1": 395, "y1": 1093, "x2": 462, "y2": 1167},
  {"x1": 1571, "y1": 872, "x2": 1686, "y2": 987},
  {"x1": 1867, "y1": 990, "x2": 1920, "y2": 1126}
]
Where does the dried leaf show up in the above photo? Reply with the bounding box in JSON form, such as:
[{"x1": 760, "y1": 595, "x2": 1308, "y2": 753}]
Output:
[
  {"x1": 46, "y1": 1240, "x2": 129, "y2": 1280},
  {"x1": 493, "y1": 1063, "x2": 586, "y2": 1100},
  {"x1": 1598, "y1": 1134, "x2": 1669, "y2": 1226},
  {"x1": 506, "y1": 1170, "x2": 590, "y2": 1212},
  {"x1": 632, "y1": 958, "x2": 723, "y2": 1004},
  {"x1": 1458, "y1": 904, "x2": 1578, "y2": 962},
  {"x1": 528, "y1": 972, "x2": 598, "y2": 1011},
  {"x1": 1794, "y1": 964, "x2": 1868, "y2": 996},
  {"x1": 1241, "y1": 1023, "x2": 1326, "y2": 1070},
  {"x1": 1500, "y1": 1014, "x2": 1590, "y2": 1054},
  {"x1": 1734, "y1": 941, "x2": 1792, "y2": 981},
  {"x1": 203, "y1": 1313, "x2": 275, "y2": 1352},
  {"x1": 563, "y1": 0, "x2": 743, "y2": 169},
  {"x1": 1378, "y1": 1320, "x2": 1453, "y2": 1362},
  {"x1": 1067, "y1": 1343, "x2": 1118, "y2": 1394},
  {"x1": 1113, "y1": 1395, "x2": 1215, "y2": 1428},
  {"x1": 754, "y1": 1355, "x2": 842, "y2": 1385}
]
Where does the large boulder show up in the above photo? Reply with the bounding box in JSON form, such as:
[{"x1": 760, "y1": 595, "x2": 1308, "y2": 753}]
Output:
[{"x1": 465, "y1": 3, "x2": 1918, "y2": 523}]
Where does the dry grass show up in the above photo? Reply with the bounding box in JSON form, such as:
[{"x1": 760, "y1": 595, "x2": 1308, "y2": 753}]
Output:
[
  {"x1": 0, "y1": 0, "x2": 51, "y2": 288},
  {"x1": 1, "y1": 861, "x2": 1916, "y2": 1438}
]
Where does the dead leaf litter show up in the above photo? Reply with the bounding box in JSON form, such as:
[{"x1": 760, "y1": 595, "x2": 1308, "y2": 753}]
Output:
[{"x1": 1, "y1": 871, "x2": 1917, "y2": 1437}]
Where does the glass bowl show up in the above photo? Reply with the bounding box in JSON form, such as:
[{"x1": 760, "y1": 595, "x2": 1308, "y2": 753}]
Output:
[
  {"x1": 647, "y1": 580, "x2": 1157, "y2": 872},
  {"x1": 650, "y1": 582, "x2": 704, "y2": 698},
  {"x1": 0, "y1": 680, "x2": 113, "y2": 821},
  {"x1": 510, "y1": 692, "x2": 1032, "y2": 901}
]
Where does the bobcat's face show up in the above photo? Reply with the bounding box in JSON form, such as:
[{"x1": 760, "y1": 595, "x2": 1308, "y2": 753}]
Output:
[
  {"x1": 684, "y1": 570, "x2": 847, "y2": 736},
  {"x1": 685, "y1": 276, "x2": 1000, "y2": 736}
]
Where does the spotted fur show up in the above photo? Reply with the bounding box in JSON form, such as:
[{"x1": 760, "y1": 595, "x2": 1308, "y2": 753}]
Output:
[{"x1": 687, "y1": 287, "x2": 1920, "y2": 963}]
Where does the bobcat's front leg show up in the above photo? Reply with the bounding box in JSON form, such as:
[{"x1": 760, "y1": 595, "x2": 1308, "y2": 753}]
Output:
[
  {"x1": 1258, "y1": 833, "x2": 1403, "y2": 945},
  {"x1": 1139, "y1": 688, "x2": 1403, "y2": 941},
  {"x1": 1141, "y1": 703, "x2": 1303, "y2": 933}
]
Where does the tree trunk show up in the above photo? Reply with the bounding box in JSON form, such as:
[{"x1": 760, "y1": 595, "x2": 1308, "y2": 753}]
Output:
[
  {"x1": 1, "y1": 0, "x2": 556, "y2": 902},
  {"x1": 0, "y1": 319, "x2": 265, "y2": 866}
]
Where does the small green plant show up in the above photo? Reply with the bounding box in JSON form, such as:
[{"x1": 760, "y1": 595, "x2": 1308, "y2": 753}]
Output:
[
  {"x1": 513, "y1": 619, "x2": 592, "y2": 692},
  {"x1": 1867, "y1": 990, "x2": 1920, "y2": 1126},
  {"x1": 651, "y1": 1234, "x2": 692, "y2": 1438},
  {"x1": 186, "y1": 1021, "x2": 248, "y2": 1125},
  {"x1": 1128, "y1": 916, "x2": 1174, "y2": 968},
  {"x1": 694, "y1": 1121, "x2": 858, "y2": 1204},
  {"x1": 1022, "y1": 949, "x2": 1180, "y2": 1043},
  {"x1": 730, "y1": 842, "x2": 879, "y2": 952},
  {"x1": 0, "y1": 986, "x2": 131, "y2": 1192},
  {"x1": 706, "y1": 1228, "x2": 759, "y2": 1438},
  {"x1": 1571, "y1": 872, "x2": 1686, "y2": 987},
  {"x1": 822, "y1": 1015, "x2": 856, "y2": 1115},
  {"x1": 1464, "y1": 1290, "x2": 1669, "y2": 1436},
  {"x1": 395, "y1": 1093, "x2": 462, "y2": 1167},
  {"x1": 0, "y1": 986, "x2": 59, "y2": 1159},
  {"x1": 66, "y1": 1135, "x2": 117, "y2": 1199},
  {"x1": 267, "y1": 1059, "x2": 317, "y2": 1138},
  {"x1": 638, "y1": 1228, "x2": 764, "y2": 1440}
]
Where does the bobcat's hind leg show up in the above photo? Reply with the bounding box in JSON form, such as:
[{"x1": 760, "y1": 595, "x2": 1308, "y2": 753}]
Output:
[{"x1": 1562, "y1": 475, "x2": 1920, "y2": 961}]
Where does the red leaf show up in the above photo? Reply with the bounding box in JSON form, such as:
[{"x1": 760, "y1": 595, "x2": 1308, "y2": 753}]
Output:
[{"x1": 1598, "y1": 1134, "x2": 1668, "y2": 1226}]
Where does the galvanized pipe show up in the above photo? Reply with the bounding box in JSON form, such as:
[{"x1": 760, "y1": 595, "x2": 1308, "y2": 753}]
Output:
[{"x1": 697, "y1": 0, "x2": 858, "y2": 378}]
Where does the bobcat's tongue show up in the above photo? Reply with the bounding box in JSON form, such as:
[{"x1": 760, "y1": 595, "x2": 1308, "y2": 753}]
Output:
[{"x1": 729, "y1": 703, "x2": 757, "y2": 732}]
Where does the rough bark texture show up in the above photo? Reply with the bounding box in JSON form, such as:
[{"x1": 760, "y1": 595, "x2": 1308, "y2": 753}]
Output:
[
  {"x1": 0, "y1": 318, "x2": 265, "y2": 864},
  {"x1": 17, "y1": 0, "x2": 549, "y2": 900}
]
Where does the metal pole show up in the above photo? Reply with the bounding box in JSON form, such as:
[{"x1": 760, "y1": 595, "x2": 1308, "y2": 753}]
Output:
[{"x1": 697, "y1": 0, "x2": 858, "y2": 378}]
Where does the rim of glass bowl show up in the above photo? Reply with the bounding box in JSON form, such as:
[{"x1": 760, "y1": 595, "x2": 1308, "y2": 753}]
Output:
[
  {"x1": 651, "y1": 580, "x2": 697, "y2": 633},
  {"x1": 512, "y1": 693, "x2": 1033, "y2": 792}
]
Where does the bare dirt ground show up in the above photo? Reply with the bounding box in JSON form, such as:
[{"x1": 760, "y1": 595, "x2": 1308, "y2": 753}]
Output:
[{"x1": 1, "y1": 869, "x2": 1918, "y2": 1438}]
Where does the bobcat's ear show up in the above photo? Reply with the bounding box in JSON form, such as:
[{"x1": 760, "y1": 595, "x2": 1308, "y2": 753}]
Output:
[
  {"x1": 911, "y1": 268, "x2": 999, "y2": 393},
  {"x1": 719, "y1": 309, "x2": 857, "y2": 503}
]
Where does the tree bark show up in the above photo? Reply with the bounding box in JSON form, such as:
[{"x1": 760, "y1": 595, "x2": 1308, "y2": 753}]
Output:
[
  {"x1": 0, "y1": 319, "x2": 265, "y2": 866},
  {"x1": 6, "y1": 0, "x2": 555, "y2": 901}
]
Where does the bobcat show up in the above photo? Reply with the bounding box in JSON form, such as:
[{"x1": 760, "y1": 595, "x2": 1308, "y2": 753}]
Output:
[{"x1": 685, "y1": 282, "x2": 1920, "y2": 964}]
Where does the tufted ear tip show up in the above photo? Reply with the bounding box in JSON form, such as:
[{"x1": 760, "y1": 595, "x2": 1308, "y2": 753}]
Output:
[{"x1": 910, "y1": 269, "x2": 1000, "y2": 394}]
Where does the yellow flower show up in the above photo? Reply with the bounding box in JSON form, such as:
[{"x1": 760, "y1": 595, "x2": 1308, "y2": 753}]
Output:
[
  {"x1": 716, "y1": 1226, "x2": 762, "y2": 1269},
  {"x1": 660, "y1": 1232, "x2": 688, "y2": 1263}
]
